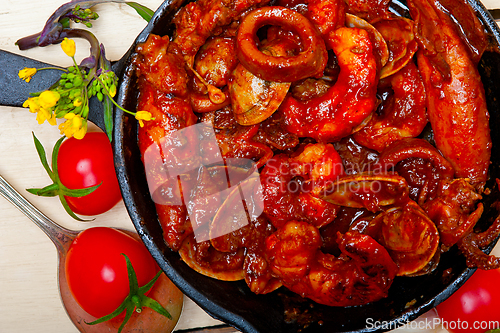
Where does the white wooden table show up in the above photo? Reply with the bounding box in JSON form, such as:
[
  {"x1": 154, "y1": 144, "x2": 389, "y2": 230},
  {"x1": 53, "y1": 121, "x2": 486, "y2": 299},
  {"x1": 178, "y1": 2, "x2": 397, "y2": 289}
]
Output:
[
  {"x1": 0, "y1": 0, "x2": 230, "y2": 331},
  {"x1": 0, "y1": 0, "x2": 499, "y2": 332}
]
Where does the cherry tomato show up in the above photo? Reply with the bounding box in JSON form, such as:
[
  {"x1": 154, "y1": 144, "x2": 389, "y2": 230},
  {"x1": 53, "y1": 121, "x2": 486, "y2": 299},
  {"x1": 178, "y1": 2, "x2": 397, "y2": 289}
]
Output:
[
  {"x1": 57, "y1": 132, "x2": 122, "y2": 215},
  {"x1": 65, "y1": 227, "x2": 159, "y2": 318},
  {"x1": 436, "y1": 268, "x2": 500, "y2": 332}
]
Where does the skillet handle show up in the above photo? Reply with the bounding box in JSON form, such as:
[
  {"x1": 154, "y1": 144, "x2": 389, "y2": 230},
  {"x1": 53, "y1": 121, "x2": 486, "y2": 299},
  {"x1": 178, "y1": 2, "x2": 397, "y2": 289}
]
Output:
[
  {"x1": 0, "y1": 49, "x2": 106, "y2": 132},
  {"x1": 0, "y1": 49, "x2": 63, "y2": 108}
]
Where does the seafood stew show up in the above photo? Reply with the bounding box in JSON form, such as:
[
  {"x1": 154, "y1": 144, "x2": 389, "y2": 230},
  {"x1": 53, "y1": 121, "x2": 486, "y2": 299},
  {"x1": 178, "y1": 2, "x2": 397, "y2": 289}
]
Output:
[{"x1": 113, "y1": 0, "x2": 500, "y2": 331}]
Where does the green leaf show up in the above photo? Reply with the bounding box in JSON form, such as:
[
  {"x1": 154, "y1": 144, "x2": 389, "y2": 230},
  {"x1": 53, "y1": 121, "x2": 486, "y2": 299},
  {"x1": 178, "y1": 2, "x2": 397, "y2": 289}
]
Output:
[
  {"x1": 28, "y1": 134, "x2": 94, "y2": 221},
  {"x1": 59, "y1": 17, "x2": 71, "y2": 28},
  {"x1": 50, "y1": 135, "x2": 66, "y2": 179},
  {"x1": 103, "y1": 95, "x2": 114, "y2": 142},
  {"x1": 32, "y1": 133, "x2": 55, "y2": 182},
  {"x1": 58, "y1": 193, "x2": 92, "y2": 222},
  {"x1": 124, "y1": 253, "x2": 140, "y2": 293},
  {"x1": 97, "y1": 46, "x2": 114, "y2": 142},
  {"x1": 27, "y1": 183, "x2": 60, "y2": 197},
  {"x1": 61, "y1": 183, "x2": 101, "y2": 197},
  {"x1": 26, "y1": 188, "x2": 43, "y2": 195},
  {"x1": 138, "y1": 270, "x2": 161, "y2": 293},
  {"x1": 125, "y1": 2, "x2": 154, "y2": 22},
  {"x1": 142, "y1": 296, "x2": 172, "y2": 319},
  {"x1": 118, "y1": 307, "x2": 135, "y2": 333},
  {"x1": 86, "y1": 302, "x2": 127, "y2": 326}
]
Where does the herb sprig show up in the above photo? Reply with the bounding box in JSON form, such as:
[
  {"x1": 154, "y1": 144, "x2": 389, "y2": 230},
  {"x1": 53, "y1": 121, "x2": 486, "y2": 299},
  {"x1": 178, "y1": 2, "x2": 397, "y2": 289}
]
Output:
[{"x1": 17, "y1": 0, "x2": 155, "y2": 141}]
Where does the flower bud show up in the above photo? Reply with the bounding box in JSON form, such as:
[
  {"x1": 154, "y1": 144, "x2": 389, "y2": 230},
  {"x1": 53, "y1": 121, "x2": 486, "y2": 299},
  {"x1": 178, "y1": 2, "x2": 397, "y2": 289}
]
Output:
[
  {"x1": 109, "y1": 84, "x2": 117, "y2": 98},
  {"x1": 61, "y1": 38, "x2": 76, "y2": 57},
  {"x1": 39, "y1": 90, "x2": 60, "y2": 109},
  {"x1": 73, "y1": 97, "x2": 83, "y2": 107}
]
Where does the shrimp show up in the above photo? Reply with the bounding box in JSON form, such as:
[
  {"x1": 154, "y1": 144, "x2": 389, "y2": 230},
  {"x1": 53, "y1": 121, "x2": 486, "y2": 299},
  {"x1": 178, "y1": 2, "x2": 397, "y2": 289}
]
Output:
[
  {"x1": 242, "y1": 217, "x2": 282, "y2": 294},
  {"x1": 194, "y1": 37, "x2": 238, "y2": 88},
  {"x1": 265, "y1": 221, "x2": 397, "y2": 306},
  {"x1": 260, "y1": 143, "x2": 343, "y2": 229},
  {"x1": 299, "y1": 0, "x2": 347, "y2": 39},
  {"x1": 353, "y1": 61, "x2": 427, "y2": 152},
  {"x1": 279, "y1": 27, "x2": 378, "y2": 142},
  {"x1": 407, "y1": 0, "x2": 491, "y2": 185},
  {"x1": 135, "y1": 34, "x2": 198, "y2": 250},
  {"x1": 214, "y1": 120, "x2": 274, "y2": 169},
  {"x1": 190, "y1": 37, "x2": 237, "y2": 113},
  {"x1": 345, "y1": 0, "x2": 391, "y2": 22}
]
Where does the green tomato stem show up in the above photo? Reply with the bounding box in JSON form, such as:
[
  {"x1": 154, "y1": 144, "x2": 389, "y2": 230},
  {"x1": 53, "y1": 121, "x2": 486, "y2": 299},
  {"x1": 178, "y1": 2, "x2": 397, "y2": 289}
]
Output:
[{"x1": 85, "y1": 254, "x2": 171, "y2": 332}]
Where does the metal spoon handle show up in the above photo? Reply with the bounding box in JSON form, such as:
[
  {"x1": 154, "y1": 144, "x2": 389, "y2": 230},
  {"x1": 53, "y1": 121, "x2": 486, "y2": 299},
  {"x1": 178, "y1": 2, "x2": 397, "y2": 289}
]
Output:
[{"x1": 0, "y1": 175, "x2": 77, "y2": 254}]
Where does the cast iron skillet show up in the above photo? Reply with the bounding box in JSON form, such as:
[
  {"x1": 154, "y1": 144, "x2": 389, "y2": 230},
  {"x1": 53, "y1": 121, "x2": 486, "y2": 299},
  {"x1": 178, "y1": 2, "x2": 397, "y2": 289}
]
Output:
[{"x1": 2, "y1": 0, "x2": 500, "y2": 332}]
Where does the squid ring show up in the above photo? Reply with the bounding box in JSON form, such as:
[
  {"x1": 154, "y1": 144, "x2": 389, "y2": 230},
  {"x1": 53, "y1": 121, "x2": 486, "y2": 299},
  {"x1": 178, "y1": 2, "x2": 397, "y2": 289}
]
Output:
[{"x1": 236, "y1": 6, "x2": 328, "y2": 82}]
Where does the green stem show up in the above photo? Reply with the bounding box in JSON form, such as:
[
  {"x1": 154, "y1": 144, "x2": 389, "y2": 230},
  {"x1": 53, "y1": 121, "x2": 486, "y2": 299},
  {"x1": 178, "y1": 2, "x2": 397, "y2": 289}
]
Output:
[
  {"x1": 82, "y1": 86, "x2": 90, "y2": 119},
  {"x1": 71, "y1": 56, "x2": 86, "y2": 82},
  {"x1": 94, "y1": 75, "x2": 136, "y2": 116},
  {"x1": 38, "y1": 67, "x2": 68, "y2": 72}
]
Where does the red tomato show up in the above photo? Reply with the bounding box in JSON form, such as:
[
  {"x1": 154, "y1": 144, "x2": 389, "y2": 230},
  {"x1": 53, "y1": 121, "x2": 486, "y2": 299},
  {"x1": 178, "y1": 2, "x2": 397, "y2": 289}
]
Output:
[
  {"x1": 65, "y1": 227, "x2": 159, "y2": 318},
  {"x1": 57, "y1": 132, "x2": 122, "y2": 215},
  {"x1": 436, "y1": 268, "x2": 500, "y2": 333}
]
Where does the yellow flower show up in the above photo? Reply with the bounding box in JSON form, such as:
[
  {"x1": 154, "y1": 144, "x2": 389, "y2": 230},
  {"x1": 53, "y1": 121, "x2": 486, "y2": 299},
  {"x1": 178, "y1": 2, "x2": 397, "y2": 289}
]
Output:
[
  {"x1": 36, "y1": 107, "x2": 57, "y2": 126},
  {"x1": 18, "y1": 67, "x2": 37, "y2": 83},
  {"x1": 38, "y1": 90, "x2": 60, "y2": 109},
  {"x1": 58, "y1": 113, "x2": 87, "y2": 139},
  {"x1": 23, "y1": 97, "x2": 41, "y2": 113},
  {"x1": 61, "y1": 38, "x2": 76, "y2": 57},
  {"x1": 22, "y1": 96, "x2": 57, "y2": 126},
  {"x1": 73, "y1": 97, "x2": 83, "y2": 107},
  {"x1": 135, "y1": 111, "x2": 153, "y2": 127},
  {"x1": 73, "y1": 120, "x2": 87, "y2": 139},
  {"x1": 48, "y1": 113, "x2": 57, "y2": 126}
]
